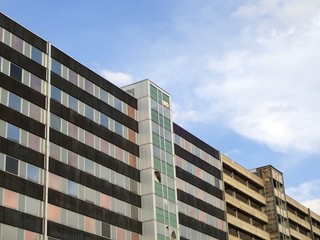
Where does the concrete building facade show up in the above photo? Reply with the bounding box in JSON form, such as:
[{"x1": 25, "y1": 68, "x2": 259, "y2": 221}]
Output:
[{"x1": 1, "y1": 12, "x2": 320, "y2": 240}]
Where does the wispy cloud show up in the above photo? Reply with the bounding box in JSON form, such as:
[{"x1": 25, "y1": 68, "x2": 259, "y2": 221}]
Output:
[{"x1": 153, "y1": 0, "x2": 320, "y2": 155}]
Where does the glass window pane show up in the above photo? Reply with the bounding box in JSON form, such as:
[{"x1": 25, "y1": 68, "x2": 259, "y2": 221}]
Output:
[
  {"x1": 114, "y1": 97, "x2": 122, "y2": 111},
  {"x1": 27, "y1": 164, "x2": 40, "y2": 183},
  {"x1": 52, "y1": 59, "x2": 61, "y2": 76},
  {"x1": 69, "y1": 69, "x2": 78, "y2": 85},
  {"x1": 7, "y1": 123, "x2": 20, "y2": 142},
  {"x1": 115, "y1": 121, "x2": 122, "y2": 136},
  {"x1": 10, "y1": 63, "x2": 22, "y2": 81},
  {"x1": 50, "y1": 114, "x2": 60, "y2": 131},
  {"x1": 11, "y1": 34, "x2": 23, "y2": 53},
  {"x1": 100, "y1": 89, "x2": 108, "y2": 103},
  {"x1": 85, "y1": 105, "x2": 94, "y2": 120},
  {"x1": 51, "y1": 86, "x2": 61, "y2": 102},
  {"x1": 102, "y1": 222, "x2": 111, "y2": 238},
  {"x1": 68, "y1": 180, "x2": 78, "y2": 196},
  {"x1": 30, "y1": 74, "x2": 42, "y2": 92},
  {"x1": 48, "y1": 204, "x2": 61, "y2": 222},
  {"x1": 85, "y1": 80, "x2": 94, "y2": 95},
  {"x1": 8, "y1": 93, "x2": 21, "y2": 112},
  {"x1": 3, "y1": 188, "x2": 18, "y2": 209},
  {"x1": 31, "y1": 46, "x2": 42, "y2": 64},
  {"x1": 100, "y1": 113, "x2": 108, "y2": 129},
  {"x1": 6, "y1": 156, "x2": 18, "y2": 175},
  {"x1": 69, "y1": 95, "x2": 78, "y2": 111},
  {"x1": 85, "y1": 158, "x2": 94, "y2": 175}
]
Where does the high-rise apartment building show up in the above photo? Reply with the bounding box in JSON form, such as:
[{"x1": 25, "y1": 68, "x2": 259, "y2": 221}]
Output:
[{"x1": 0, "y1": 12, "x2": 320, "y2": 240}]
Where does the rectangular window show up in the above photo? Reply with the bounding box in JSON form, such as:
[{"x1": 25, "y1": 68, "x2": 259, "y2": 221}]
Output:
[
  {"x1": 85, "y1": 80, "x2": 94, "y2": 95},
  {"x1": 69, "y1": 95, "x2": 78, "y2": 111},
  {"x1": 168, "y1": 188, "x2": 175, "y2": 202},
  {"x1": 101, "y1": 222, "x2": 111, "y2": 238},
  {"x1": 6, "y1": 156, "x2": 18, "y2": 175},
  {"x1": 114, "y1": 97, "x2": 122, "y2": 111},
  {"x1": 7, "y1": 123, "x2": 20, "y2": 142},
  {"x1": 68, "y1": 180, "x2": 78, "y2": 197},
  {"x1": 52, "y1": 59, "x2": 61, "y2": 76},
  {"x1": 30, "y1": 74, "x2": 42, "y2": 92},
  {"x1": 3, "y1": 188, "x2": 18, "y2": 209},
  {"x1": 27, "y1": 164, "x2": 40, "y2": 183},
  {"x1": 69, "y1": 69, "x2": 78, "y2": 85},
  {"x1": 48, "y1": 204, "x2": 61, "y2": 222},
  {"x1": 156, "y1": 208, "x2": 164, "y2": 223},
  {"x1": 51, "y1": 86, "x2": 61, "y2": 102},
  {"x1": 150, "y1": 85, "x2": 157, "y2": 101},
  {"x1": 10, "y1": 63, "x2": 22, "y2": 81},
  {"x1": 100, "y1": 114, "x2": 108, "y2": 129},
  {"x1": 85, "y1": 158, "x2": 94, "y2": 175},
  {"x1": 8, "y1": 93, "x2": 21, "y2": 112},
  {"x1": 11, "y1": 34, "x2": 23, "y2": 53},
  {"x1": 31, "y1": 46, "x2": 42, "y2": 64},
  {"x1": 170, "y1": 213, "x2": 177, "y2": 227},
  {"x1": 50, "y1": 114, "x2": 61, "y2": 131},
  {"x1": 85, "y1": 105, "x2": 94, "y2": 120},
  {"x1": 155, "y1": 181, "x2": 162, "y2": 197},
  {"x1": 115, "y1": 121, "x2": 122, "y2": 136}
]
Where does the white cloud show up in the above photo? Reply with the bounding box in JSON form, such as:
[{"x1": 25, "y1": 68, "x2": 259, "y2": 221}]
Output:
[
  {"x1": 189, "y1": 0, "x2": 320, "y2": 154},
  {"x1": 99, "y1": 69, "x2": 134, "y2": 87},
  {"x1": 287, "y1": 179, "x2": 320, "y2": 214}
]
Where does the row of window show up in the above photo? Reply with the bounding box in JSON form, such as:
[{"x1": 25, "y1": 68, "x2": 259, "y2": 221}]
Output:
[
  {"x1": 0, "y1": 188, "x2": 42, "y2": 217},
  {"x1": 1, "y1": 87, "x2": 45, "y2": 123},
  {"x1": 0, "y1": 223, "x2": 41, "y2": 240},
  {"x1": 0, "y1": 57, "x2": 45, "y2": 94},
  {"x1": 0, "y1": 153, "x2": 42, "y2": 184},
  {"x1": 155, "y1": 181, "x2": 176, "y2": 203},
  {"x1": 176, "y1": 178, "x2": 225, "y2": 210},
  {"x1": 178, "y1": 201, "x2": 226, "y2": 231},
  {"x1": 174, "y1": 133, "x2": 221, "y2": 170},
  {"x1": 49, "y1": 172, "x2": 139, "y2": 220},
  {"x1": 150, "y1": 84, "x2": 170, "y2": 110},
  {"x1": 175, "y1": 155, "x2": 222, "y2": 188},
  {"x1": 0, "y1": 26, "x2": 45, "y2": 66},
  {"x1": 156, "y1": 207, "x2": 177, "y2": 228},
  {"x1": 152, "y1": 132, "x2": 173, "y2": 155},
  {"x1": 50, "y1": 114, "x2": 137, "y2": 168},
  {"x1": 50, "y1": 143, "x2": 138, "y2": 192},
  {"x1": 47, "y1": 203, "x2": 140, "y2": 240},
  {"x1": 51, "y1": 87, "x2": 136, "y2": 143},
  {"x1": 51, "y1": 59, "x2": 135, "y2": 118},
  {"x1": 180, "y1": 224, "x2": 221, "y2": 240},
  {"x1": 0, "y1": 120, "x2": 44, "y2": 153}
]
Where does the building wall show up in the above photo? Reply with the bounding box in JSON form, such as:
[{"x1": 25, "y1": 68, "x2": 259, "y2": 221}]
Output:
[
  {"x1": 222, "y1": 155, "x2": 270, "y2": 240},
  {"x1": 173, "y1": 123, "x2": 228, "y2": 240},
  {"x1": 0, "y1": 12, "x2": 142, "y2": 240}
]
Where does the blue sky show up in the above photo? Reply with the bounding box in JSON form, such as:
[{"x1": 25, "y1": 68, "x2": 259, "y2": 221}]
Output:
[{"x1": 2, "y1": 0, "x2": 320, "y2": 214}]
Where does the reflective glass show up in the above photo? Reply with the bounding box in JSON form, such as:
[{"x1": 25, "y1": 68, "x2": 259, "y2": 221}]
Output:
[
  {"x1": 115, "y1": 121, "x2": 122, "y2": 136},
  {"x1": 10, "y1": 63, "x2": 22, "y2": 81},
  {"x1": 52, "y1": 59, "x2": 61, "y2": 75},
  {"x1": 100, "y1": 113, "x2": 108, "y2": 129},
  {"x1": 51, "y1": 86, "x2": 61, "y2": 102},
  {"x1": 7, "y1": 123, "x2": 19, "y2": 142},
  {"x1": 27, "y1": 164, "x2": 40, "y2": 182},
  {"x1": 68, "y1": 180, "x2": 77, "y2": 196},
  {"x1": 11, "y1": 34, "x2": 23, "y2": 53},
  {"x1": 85, "y1": 105, "x2": 94, "y2": 120},
  {"x1": 31, "y1": 46, "x2": 42, "y2": 64},
  {"x1": 8, "y1": 93, "x2": 21, "y2": 111},
  {"x1": 69, "y1": 95, "x2": 78, "y2": 111},
  {"x1": 6, "y1": 156, "x2": 18, "y2": 175}
]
